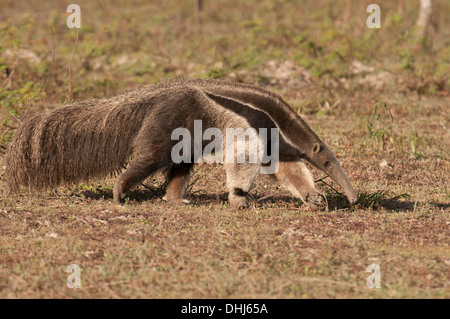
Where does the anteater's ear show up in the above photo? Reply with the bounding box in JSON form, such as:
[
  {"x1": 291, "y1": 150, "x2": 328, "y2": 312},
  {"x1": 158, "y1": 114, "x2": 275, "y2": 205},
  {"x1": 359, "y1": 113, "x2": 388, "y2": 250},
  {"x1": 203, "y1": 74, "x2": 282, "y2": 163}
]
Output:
[{"x1": 312, "y1": 143, "x2": 321, "y2": 154}]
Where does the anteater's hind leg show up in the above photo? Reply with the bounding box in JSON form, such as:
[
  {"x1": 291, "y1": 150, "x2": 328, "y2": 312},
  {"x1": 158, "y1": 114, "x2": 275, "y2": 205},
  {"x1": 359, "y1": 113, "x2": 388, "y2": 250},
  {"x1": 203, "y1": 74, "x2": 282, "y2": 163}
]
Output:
[
  {"x1": 225, "y1": 163, "x2": 260, "y2": 209},
  {"x1": 164, "y1": 163, "x2": 193, "y2": 205},
  {"x1": 113, "y1": 155, "x2": 162, "y2": 203}
]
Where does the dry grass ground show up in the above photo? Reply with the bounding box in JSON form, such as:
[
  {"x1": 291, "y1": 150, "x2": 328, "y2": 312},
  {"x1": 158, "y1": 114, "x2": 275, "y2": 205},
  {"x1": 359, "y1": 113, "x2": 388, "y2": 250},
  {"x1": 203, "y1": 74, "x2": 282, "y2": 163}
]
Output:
[{"x1": 0, "y1": 0, "x2": 449, "y2": 298}]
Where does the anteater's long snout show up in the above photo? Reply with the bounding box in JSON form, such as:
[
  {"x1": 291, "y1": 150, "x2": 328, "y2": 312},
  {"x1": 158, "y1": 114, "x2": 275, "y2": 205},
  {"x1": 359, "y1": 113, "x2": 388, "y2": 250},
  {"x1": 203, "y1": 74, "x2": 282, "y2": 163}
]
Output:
[{"x1": 326, "y1": 162, "x2": 358, "y2": 204}]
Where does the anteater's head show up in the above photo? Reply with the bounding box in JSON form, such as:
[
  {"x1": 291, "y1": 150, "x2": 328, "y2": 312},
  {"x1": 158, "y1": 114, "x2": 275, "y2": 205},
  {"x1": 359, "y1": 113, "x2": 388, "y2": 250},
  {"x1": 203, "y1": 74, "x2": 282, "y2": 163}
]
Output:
[{"x1": 302, "y1": 140, "x2": 358, "y2": 206}]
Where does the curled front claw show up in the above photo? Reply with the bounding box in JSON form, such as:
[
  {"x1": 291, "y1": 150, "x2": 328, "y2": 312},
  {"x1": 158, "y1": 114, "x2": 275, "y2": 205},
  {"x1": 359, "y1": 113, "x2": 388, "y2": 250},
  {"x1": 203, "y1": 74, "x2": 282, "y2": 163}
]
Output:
[{"x1": 305, "y1": 193, "x2": 327, "y2": 211}]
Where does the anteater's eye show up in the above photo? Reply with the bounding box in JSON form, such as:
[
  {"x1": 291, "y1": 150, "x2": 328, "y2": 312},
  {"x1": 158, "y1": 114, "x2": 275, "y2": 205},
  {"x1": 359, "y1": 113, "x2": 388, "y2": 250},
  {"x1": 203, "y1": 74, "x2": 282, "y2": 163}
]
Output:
[
  {"x1": 324, "y1": 161, "x2": 330, "y2": 168},
  {"x1": 312, "y1": 143, "x2": 321, "y2": 154}
]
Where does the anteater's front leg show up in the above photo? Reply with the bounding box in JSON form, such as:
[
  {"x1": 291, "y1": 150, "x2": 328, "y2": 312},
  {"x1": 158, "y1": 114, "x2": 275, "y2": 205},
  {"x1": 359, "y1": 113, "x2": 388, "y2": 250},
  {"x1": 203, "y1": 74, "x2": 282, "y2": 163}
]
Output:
[
  {"x1": 225, "y1": 163, "x2": 260, "y2": 209},
  {"x1": 275, "y1": 160, "x2": 326, "y2": 210}
]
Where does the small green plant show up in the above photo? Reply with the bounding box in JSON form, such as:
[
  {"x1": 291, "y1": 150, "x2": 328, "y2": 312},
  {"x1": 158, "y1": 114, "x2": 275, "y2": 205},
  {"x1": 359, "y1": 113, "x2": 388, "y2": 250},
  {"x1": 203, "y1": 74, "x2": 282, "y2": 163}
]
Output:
[
  {"x1": 409, "y1": 131, "x2": 427, "y2": 160},
  {"x1": 357, "y1": 191, "x2": 411, "y2": 209},
  {"x1": 357, "y1": 190, "x2": 388, "y2": 209},
  {"x1": 363, "y1": 102, "x2": 395, "y2": 150}
]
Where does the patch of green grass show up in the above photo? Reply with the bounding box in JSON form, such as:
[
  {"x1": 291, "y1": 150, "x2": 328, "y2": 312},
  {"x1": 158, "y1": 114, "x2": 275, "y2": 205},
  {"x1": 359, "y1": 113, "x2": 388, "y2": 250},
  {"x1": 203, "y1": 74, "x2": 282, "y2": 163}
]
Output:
[{"x1": 357, "y1": 190, "x2": 388, "y2": 209}]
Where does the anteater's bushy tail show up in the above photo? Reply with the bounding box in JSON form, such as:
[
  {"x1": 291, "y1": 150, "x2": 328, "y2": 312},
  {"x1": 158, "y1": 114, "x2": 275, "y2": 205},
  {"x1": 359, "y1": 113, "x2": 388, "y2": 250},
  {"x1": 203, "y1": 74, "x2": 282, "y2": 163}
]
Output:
[{"x1": 5, "y1": 97, "x2": 148, "y2": 191}]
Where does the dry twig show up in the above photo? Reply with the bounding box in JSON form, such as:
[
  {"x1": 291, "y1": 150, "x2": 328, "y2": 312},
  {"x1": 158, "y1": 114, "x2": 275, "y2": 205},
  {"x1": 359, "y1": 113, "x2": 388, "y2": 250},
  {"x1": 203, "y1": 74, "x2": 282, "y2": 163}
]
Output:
[{"x1": 66, "y1": 29, "x2": 79, "y2": 102}]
